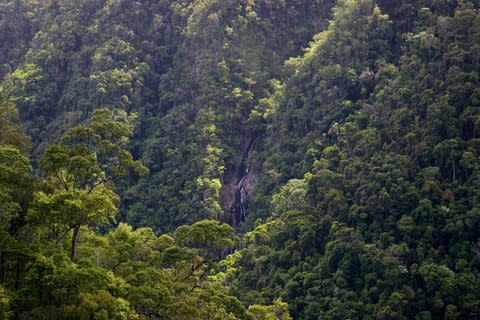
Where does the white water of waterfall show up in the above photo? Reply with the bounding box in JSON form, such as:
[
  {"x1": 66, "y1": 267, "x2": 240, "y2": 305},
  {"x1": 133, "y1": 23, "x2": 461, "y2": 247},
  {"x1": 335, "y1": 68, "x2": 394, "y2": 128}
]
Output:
[{"x1": 233, "y1": 137, "x2": 255, "y2": 226}]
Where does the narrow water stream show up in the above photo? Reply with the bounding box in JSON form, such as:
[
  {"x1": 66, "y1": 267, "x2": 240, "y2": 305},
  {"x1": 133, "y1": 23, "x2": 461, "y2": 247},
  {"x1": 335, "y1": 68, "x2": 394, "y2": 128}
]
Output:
[{"x1": 231, "y1": 137, "x2": 255, "y2": 228}]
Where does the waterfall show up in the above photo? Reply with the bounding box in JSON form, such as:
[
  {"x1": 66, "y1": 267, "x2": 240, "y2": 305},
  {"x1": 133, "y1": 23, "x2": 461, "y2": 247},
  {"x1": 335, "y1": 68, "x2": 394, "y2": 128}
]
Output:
[
  {"x1": 239, "y1": 186, "x2": 247, "y2": 222},
  {"x1": 231, "y1": 136, "x2": 255, "y2": 227}
]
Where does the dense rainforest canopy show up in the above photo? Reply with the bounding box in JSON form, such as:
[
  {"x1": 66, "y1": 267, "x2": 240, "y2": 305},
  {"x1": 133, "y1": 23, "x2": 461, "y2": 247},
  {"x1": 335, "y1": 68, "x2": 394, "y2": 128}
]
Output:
[{"x1": 0, "y1": 0, "x2": 480, "y2": 319}]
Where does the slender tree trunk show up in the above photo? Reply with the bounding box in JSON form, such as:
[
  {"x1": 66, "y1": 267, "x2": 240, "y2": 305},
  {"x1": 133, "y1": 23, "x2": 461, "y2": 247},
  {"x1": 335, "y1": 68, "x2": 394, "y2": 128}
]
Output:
[
  {"x1": 71, "y1": 225, "x2": 80, "y2": 262},
  {"x1": 452, "y1": 159, "x2": 456, "y2": 182},
  {"x1": 0, "y1": 252, "x2": 4, "y2": 284},
  {"x1": 15, "y1": 262, "x2": 20, "y2": 290}
]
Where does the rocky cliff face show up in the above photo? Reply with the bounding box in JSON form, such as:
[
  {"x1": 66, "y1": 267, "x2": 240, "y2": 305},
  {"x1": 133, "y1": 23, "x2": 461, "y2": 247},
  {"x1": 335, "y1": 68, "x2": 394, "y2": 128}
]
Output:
[{"x1": 220, "y1": 136, "x2": 258, "y2": 227}]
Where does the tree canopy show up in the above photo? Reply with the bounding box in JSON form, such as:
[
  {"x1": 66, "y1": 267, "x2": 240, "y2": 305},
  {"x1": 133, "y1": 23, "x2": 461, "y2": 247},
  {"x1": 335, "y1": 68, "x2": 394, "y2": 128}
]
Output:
[{"x1": 0, "y1": 0, "x2": 480, "y2": 318}]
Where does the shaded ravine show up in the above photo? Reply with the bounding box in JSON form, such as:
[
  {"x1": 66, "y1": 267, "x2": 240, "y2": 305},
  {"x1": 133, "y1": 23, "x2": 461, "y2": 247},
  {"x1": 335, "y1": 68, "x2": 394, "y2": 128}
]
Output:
[{"x1": 220, "y1": 135, "x2": 258, "y2": 228}]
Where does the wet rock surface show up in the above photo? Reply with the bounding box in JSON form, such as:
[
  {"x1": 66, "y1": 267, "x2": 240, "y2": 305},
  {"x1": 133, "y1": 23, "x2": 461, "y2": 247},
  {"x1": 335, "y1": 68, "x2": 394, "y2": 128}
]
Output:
[{"x1": 220, "y1": 136, "x2": 258, "y2": 227}]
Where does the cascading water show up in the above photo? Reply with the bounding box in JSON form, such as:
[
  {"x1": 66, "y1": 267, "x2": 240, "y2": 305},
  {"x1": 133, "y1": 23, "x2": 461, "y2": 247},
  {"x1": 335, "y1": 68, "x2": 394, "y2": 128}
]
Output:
[
  {"x1": 231, "y1": 137, "x2": 255, "y2": 228},
  {"x1": 239, "y1": 186, "x2": 247, "y2": 221}
]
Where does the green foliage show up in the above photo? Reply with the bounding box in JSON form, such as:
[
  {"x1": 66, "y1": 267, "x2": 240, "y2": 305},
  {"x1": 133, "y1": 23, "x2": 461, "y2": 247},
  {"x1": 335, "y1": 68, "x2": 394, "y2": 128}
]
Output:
[
  {"x1": 73, "y1": 221, "x2": 244, "y2": 319},
  {"x1": 1, "y1": 0, "x2": 480, "y2": 319},
  {"x1": 15, "y1": 254, "x2": 137, "y2": 320},
  {"x1": 0, "y1": 93, "x2": 30, "y2": 153},
  {"x1": 0, "y1": 286, "x2": 12, "y2": 319},
  {"x1": 228, "y1": 0, "x2": 480, "y2": 319},
  {"x1": 0, "y1": 147, "x2": 33, "y2": 224},
  {"x1": 31, "y1": 108, "x2": 146, "y2": 262},
  {"x1": 246, "y1": 299, "x2": 292, "y2": 320},
  {"x1": 0, "y1": 0, "x2": 337, "y2": 233}
]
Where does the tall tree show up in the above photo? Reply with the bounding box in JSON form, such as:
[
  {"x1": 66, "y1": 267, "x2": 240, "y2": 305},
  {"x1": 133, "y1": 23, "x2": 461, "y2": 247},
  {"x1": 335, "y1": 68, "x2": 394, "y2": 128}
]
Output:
[{"x1": 31, "y1": 108, "x2": 147, "y2": 262}]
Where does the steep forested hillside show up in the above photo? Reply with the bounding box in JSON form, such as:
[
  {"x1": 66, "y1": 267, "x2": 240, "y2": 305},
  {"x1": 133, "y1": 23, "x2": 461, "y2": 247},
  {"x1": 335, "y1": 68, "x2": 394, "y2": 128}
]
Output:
[
  {"x1": 1, "y1": 0, "x2": 480, "y2": 319},
  {"x1": 1, "y1": 0, "x2": 335, "y2": 233},
  {"x1": 229, "y1": 0, "x2": 480, "y2": 319}
]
